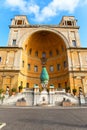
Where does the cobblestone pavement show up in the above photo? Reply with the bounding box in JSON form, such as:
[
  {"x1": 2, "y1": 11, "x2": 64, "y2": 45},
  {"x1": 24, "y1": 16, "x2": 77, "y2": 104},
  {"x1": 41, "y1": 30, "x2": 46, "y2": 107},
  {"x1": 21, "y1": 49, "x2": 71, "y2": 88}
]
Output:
[{"x1": 0, "y1": 107, "x2": 87, "y2": 130}]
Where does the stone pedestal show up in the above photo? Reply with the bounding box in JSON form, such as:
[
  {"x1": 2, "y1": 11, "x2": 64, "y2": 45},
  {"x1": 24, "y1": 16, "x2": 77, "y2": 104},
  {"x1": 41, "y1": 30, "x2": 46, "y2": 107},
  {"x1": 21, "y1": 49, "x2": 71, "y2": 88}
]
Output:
[
  {"x1": 34, "y1": 85, "x2": 40, "y2": 105},
  {"x1": 49, "y1": 85, "x2": 55, "y2": 105},
  {"x1": 34, "y1": 92, "x2": 40, "y2": 105},
  {"x1": 62, "y1": 101, "x2": 72, "y2": 107},
  {"x1": 39, "y1": 89, "x2": 48, "y2": 105},
  {"x1": 23, "y1": 90, "x2": 34, "y2": 106},
  {"x1": 16, "y1": 101, "x2": 27, "y2": 106},
  {"x1": 80, "y1": 94, "x2": 85, "y2": 105}
]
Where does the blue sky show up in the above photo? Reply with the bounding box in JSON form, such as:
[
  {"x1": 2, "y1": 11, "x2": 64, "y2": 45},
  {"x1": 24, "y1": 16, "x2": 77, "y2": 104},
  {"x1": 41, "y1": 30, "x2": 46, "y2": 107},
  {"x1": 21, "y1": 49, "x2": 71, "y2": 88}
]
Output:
[{"x1": 0, "y1": 0, "x2": 87, "y2": 47}]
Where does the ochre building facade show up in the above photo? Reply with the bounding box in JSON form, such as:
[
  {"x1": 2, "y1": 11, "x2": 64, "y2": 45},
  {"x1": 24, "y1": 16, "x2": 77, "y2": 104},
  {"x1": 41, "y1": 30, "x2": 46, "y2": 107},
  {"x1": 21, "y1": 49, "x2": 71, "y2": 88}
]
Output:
[{"x1": 0, "y1": 15, "x2": 87, "y2": 95}]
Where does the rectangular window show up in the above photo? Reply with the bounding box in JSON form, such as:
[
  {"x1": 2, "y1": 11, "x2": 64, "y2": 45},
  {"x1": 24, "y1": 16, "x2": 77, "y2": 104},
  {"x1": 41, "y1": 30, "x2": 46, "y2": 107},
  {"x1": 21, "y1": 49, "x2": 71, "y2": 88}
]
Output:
[
  {"x1": 50, "y1": 65, "x2": 54, "y2": 72},
  {"x1": 17, "y1": 20, "x2": 22, "y2": 25},
  {"x1": 67, "y1": 21, "x2": 72, "y2": 25},
  {"x1": 42, "y1": 52, "x2": 46, "y2": 58},
  {"x1": 26, "y1": 83, "x2": 29, "y2": 88},
  {"x1": 12, "y1": 39, "x2": 16, "y2": 45},
  {"x1": 28, "y1": 48, "x2": 32, "y2": 55},
  {"x1": 72, "y1": 40, "x2": 76, "y2": 47},
  {"x1": 22, "y1": 60, "x2": 24, "y2": 67},
  {"x1": 58, "y1": 83, "x2": 61, "y2": 89},
  {"x1": 57, "y1": 64, "x2": 60, "y2": 71},
  {"x1": 64, "y1": 61, "x2": 67, "y2": 68},
  {"x1": 34, "y1": 65, "x2": 38, "y2": 72},
  {"x1": 28, "y1": 64, "x2": 30, "y2": 70}
]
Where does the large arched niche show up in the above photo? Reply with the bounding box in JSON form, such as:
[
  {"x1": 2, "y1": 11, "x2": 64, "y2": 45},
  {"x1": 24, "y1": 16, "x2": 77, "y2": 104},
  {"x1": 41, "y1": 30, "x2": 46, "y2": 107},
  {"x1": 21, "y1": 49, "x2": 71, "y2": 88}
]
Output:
[
  {"x1": 21, "y1": 29, "x2": 69, "y2": 89},
  {"x1": 23, "y1": 30, "x2": 67, "y2": 52},
  {"x1": 18, "y1": 28, "x2": 69, "y2": 48}
]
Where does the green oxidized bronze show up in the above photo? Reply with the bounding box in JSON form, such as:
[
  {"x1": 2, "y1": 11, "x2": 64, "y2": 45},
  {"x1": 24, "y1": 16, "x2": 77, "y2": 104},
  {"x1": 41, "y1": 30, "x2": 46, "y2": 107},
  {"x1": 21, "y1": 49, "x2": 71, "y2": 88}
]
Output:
[{"x1": 40, "y1": 67, "x2": 49, "y2": 84}]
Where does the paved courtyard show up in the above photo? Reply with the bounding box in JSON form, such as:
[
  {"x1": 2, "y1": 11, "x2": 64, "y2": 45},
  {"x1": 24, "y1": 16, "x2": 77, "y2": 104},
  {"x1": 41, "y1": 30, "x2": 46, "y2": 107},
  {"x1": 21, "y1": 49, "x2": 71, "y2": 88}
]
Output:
[{"x1": 0, "y1": 107, "x2": 87, "y2": 130}]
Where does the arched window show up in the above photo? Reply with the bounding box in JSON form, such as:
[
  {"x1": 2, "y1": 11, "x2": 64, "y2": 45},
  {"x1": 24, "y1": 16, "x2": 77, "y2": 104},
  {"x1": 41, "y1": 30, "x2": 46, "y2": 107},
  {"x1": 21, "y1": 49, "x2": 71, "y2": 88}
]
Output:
[
  {"x1": 28, "y1": 48, "x2": 32, "y2": 55},
  {"x1": 42, "y1": 52, "x2": 46, "y2": 58}
]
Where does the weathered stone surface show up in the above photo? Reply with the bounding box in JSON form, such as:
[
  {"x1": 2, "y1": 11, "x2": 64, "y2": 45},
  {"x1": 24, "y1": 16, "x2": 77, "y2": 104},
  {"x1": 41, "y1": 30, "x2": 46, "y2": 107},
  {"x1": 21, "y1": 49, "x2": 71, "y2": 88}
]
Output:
[{"x1": 1, "y1": 107, "x2": 87, "y2": 130}]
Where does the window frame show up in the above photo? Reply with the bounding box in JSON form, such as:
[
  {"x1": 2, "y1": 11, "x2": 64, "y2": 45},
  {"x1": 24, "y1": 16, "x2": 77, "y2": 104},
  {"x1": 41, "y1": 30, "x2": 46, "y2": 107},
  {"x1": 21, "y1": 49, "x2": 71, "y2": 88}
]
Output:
[
  {"x1": 28, "y1": 48, "x2": 32, "y2": 55},
  {"x1": 50, "y1": 65, "x2": 54, "y2": 72},
  {"x1": 27, "y1": 64, "x2": 30, "y2": 70},
  {"x1": 64, "y1": 61, "x2": 67, "y2": 68},
  {"x1": 57, "y1": 64, "x2": 60, "y2": 71},
  {"x1": 42, "y1": 52, "x2": 46, "y2": 58},
  {"x1": 72, "y1": 40, "x2": 76, "y2": 47},
  {"x1": 34, "y1": 65, "x2": 38, "y2": 72},
  {"x1": 12, "y1": 39, "x2": 16, "y2": 46},
  {"x1": 58, "y1": 83, "x2": 61, "y2": 89}
]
